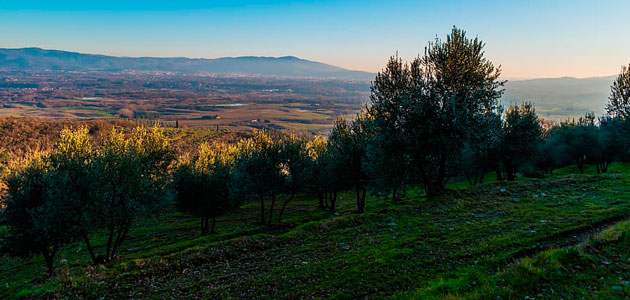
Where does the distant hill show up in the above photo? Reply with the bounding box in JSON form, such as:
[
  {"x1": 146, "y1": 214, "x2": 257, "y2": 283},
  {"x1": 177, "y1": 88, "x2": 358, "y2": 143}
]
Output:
[
  {"x1": 0, "y1": 47, "x2": 375, "y2": 81},
  {"x1": 503, "y1": 76, "x2": 615, "y2": 121}
]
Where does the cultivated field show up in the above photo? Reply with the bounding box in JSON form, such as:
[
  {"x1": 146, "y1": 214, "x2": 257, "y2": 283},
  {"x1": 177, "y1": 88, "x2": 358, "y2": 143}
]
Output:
[{"x1": 0, "y1": 71, "x2": 369, "y2": 134}]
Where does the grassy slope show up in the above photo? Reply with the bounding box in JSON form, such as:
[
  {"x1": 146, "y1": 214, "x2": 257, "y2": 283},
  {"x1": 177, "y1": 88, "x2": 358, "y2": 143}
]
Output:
[
  {"x1": 404, "y1": 220, "x2": 630, "y2": 299},
  {"x1": 2, "y1": 164, "x2": 630, "y2": 299}
]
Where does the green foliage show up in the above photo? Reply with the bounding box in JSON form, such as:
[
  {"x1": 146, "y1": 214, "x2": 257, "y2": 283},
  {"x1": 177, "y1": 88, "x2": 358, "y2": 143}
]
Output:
[
  {"x1": 232, "y1": 130, "x2": 286, "y2": 225},
  {"x1": 277, "y1": 134, "x2": 311, "y2": 194},
  {"x1": 1, "y1": 125, "x2": 175, "y2": 275},
  {"x1": 173, "y1": 143, "x2": 238, "y2": 234},
  {"x1": 88, "y1": 126, "x2": 174, "y2": 261},
  {"x1": 460, "y1": 110, "x2": 503, "y2": 184},
  {"x1": 606, "y1": 63, "x2": 630, "y2": 119},
  {"x1": 366, "y1": 27, "x2": 504, "y2": 196},
  {"x1": 541, "y1": 112, "x2": 630, "y2": 176},
  {"x1": 305, "y1": 136, "x2": 334, "y2": 209},
  {"x1": 550, "y1": 113, "x2": 600, "y2": 174},
  {"x1": 597, "y1": 116, "x2": 630, "y2": 163},
  {"x1": 534, "y1": 129, "x2": 564, "y2": 175},
  {"x1": 230, "y1": 130, "x2": 318, "y2": 225},
  {"x1": 1, "y1": 153, "x2": 75, "y2": 276},
  {"x1": 46, "y1": 126, "x2": 97, "y2": 261},
  {"x1": 328, "y1": 116, "x2": 368, "y2": 211},
  {"x1": 275, "y1": 133, "x2": 312, "y2": 222},
  {"x1": 500, "y1": 102, "x2": 542, "y2": 180}
]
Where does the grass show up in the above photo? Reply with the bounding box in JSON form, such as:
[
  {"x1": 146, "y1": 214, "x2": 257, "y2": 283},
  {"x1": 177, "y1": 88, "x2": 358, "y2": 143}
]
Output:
[
  {"x1": 0, "y1": 191, "x2": 356, "y2": 298},
  {"x1": 403, "y1": 221, "x2": 630, "y2": 299},
  {"x1": 2, "y1": 164, "x2": 630, "y2": 299}
]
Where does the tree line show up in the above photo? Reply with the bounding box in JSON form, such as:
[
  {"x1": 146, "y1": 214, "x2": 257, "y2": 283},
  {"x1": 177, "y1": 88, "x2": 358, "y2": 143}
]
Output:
[
  {"x1": 345, "y1": 27, "x2": 630, "y2": 199},
  {"x1": 1, "y1": 26, "x2": 630, "y2": 277}
]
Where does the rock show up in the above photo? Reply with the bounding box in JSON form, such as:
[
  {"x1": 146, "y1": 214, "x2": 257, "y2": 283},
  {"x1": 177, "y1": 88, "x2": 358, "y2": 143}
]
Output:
[
  {"x1": 387, "y1": 222, "x2": 397, "y2": 227},
  {"x1": 512, "y1": 198, "x2": 520, "y2": 203},
  {"x1": 612, "y1": 286, "x2": 623, "y2": 291}
]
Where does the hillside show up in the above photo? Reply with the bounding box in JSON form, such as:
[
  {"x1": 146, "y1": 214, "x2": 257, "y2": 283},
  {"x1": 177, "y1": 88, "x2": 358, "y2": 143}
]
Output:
[
  {"x1": 0, "y1": 48, "x2": 375, "y2": 81},
  {"x1": 503, "y1": 76, "x2": 615, "y2": 120},
  {"x1": 2, "y1": 164, "x2": 630, "y2": 299}
]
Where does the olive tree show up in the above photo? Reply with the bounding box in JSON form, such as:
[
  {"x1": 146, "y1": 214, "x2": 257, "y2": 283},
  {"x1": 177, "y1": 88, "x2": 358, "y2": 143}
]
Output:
[
  {"x1": 1, "y1": 154, "x2": 76, "y2": 276},
  {"x1": 500, "y1": 103, "x2": 542, "y2": 180},
  {"x1": 174, "y1": 143, "x2": 238, "y2": 234},
  {"x1": 535, "y1": 129, "x2": 566, "y2": 175},
  {"x1": 364, "y1": 55, "x2": 413, "y2": 200},
  {"x1": 46, "y1": 127, "x2": 99, "y2": 262},
  {"x1": 460, "y1": 110, "x2": 503, "y2": 184},
  {"x1": 306, "y1": 136, "x2": 332, "y2": 209},
  {"x1": 88, "y1": 126, "x2": 174, "y2": 262},
  {"x1": 587, "y1": 116, "x2": 628, "y2": 174},
  {"x1": 276, "y1": 134, "x2": 311, "y2": 223},
  {"x1": 367, "y1": 27, "x2": 504, "y2": 197},
  {"x1": 361, "y1": 91, "x2": 409, "y2": 201},
  {"x1": 606, "y1": 64, "x2": 630, "y2": 119},
  {"x1": 328, "y1": 116, "x2": 368, "y2": 212},
  {"x1": 232, "y1": 130, "x2": 285, "y2": 226},
  {"x1": 554, "y1": 113, "x2": 599, "y2": 174},
  {"x1": 2, "y1": 126, "x2": 96, "y2": 275},
  {"x1": 598, "y1": 116, "x2": 630, "y2": 162}
]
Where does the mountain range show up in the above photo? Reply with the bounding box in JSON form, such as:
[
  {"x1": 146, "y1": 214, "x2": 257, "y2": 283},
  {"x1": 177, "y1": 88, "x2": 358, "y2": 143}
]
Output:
[
  {"x1": 502, "y1": 76, "x2": 615, "y2": 119},
  {"x1": 0, "y1": 47, "x2": 374, "y2": 80}
]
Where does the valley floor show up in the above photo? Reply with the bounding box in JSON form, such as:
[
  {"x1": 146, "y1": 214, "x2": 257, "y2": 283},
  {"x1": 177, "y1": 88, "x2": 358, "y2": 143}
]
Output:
[{"x1": 2, "y1": 165, "x2": 630, "y2": 299}]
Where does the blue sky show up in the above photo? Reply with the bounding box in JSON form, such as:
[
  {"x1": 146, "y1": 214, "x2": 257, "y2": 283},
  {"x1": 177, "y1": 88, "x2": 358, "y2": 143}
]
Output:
[{"x1": 1, "y1": 0, "x2": 629, "y2": 79}]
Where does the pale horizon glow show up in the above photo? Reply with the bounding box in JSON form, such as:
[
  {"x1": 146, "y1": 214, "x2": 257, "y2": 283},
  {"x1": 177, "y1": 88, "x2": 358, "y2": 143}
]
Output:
[{"x1": 1, "y1": 0, "x2": 629, "y2": 80}]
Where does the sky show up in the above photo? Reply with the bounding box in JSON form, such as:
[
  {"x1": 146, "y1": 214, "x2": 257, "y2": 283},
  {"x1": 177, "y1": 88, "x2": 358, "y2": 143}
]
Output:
[{"x1": 0, "y1": 0, "x2": 629, "y2": 80}]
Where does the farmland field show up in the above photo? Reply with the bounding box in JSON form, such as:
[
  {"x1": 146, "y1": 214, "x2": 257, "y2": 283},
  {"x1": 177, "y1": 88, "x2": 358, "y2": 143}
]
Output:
[{"x1": 0, "y1": 71, "x2": 369, "y2": 134}]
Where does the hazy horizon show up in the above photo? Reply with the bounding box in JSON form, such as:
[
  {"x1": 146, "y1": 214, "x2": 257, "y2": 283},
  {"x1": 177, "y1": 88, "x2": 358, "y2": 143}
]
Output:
[{"x1": 1, "y1": 0, "x2": 629, "y2": 80}]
